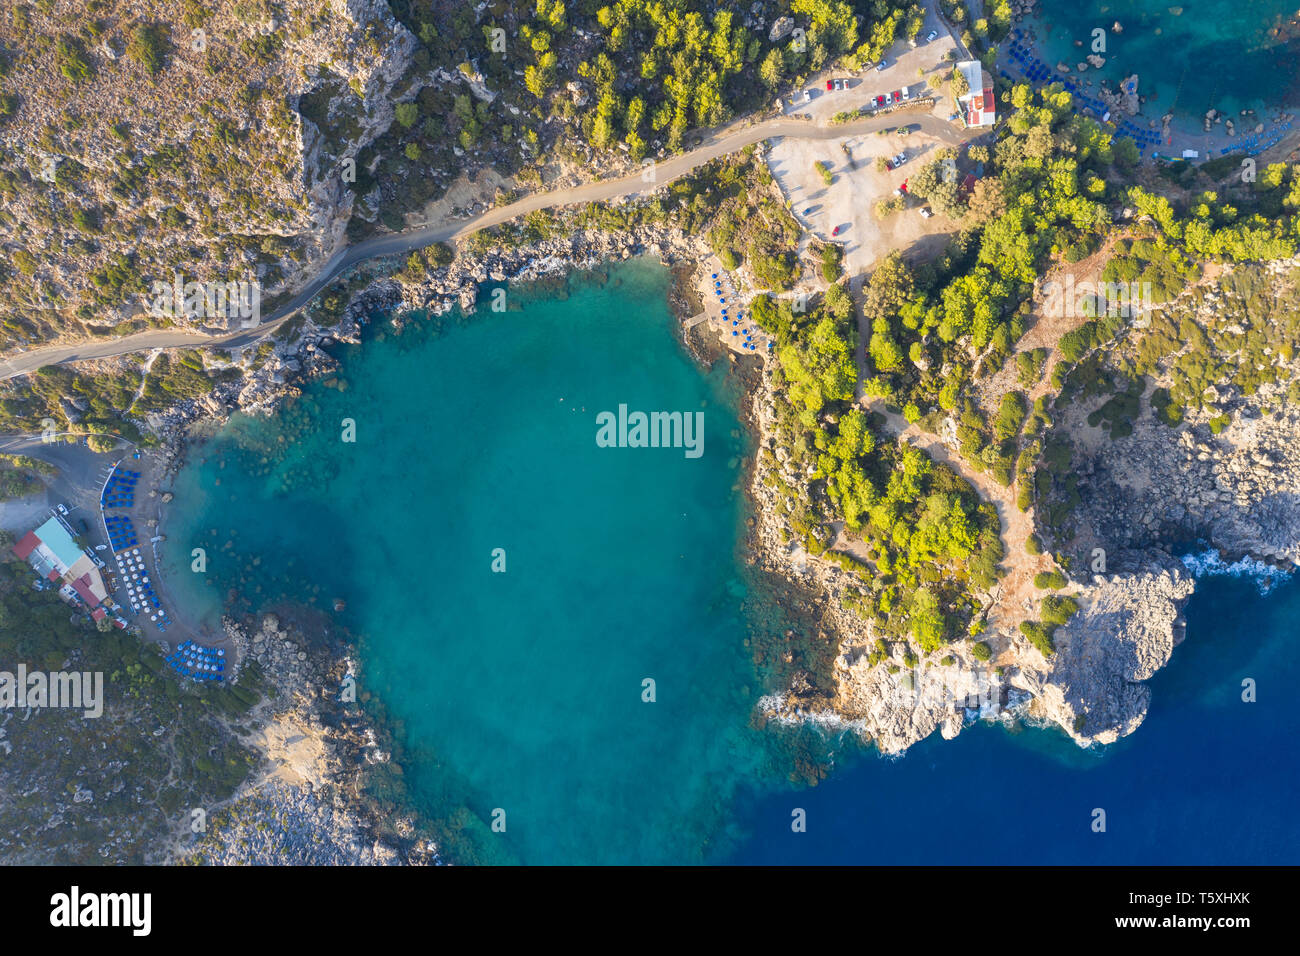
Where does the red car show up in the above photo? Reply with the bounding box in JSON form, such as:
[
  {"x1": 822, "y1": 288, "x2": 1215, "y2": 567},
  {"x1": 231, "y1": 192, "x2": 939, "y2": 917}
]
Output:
[
  {"x1": 891, "y1": 90, "x2": 902, "y2": 103},
  {"x1": 874, "y1": 95, "x2": 886, "y2": 108},
  {"x1": 826, "y1": 80, "x2": 834, "y2": 91},
  {"x1": 831, "y1": 225, "x2": 841, "y2": 236}
]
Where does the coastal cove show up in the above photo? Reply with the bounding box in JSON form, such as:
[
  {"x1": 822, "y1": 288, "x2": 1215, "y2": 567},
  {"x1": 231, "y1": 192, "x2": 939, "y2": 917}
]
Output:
[
  {"x1": 160, "y1": 260, "x2": 1299, "y2": 865},
  {"x1": 1022, "y1": 0, "x2": 1300, "y2": 137}
]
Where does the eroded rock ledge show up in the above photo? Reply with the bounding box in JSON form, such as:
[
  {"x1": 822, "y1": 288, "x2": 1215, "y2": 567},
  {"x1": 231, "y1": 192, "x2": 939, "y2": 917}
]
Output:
[
  {"x1": 1025, "y1": 555, "x2": 1195, "y2": 746},
  {"x1": 172, "y1": 613, "x2": 438, "y2": 865}
]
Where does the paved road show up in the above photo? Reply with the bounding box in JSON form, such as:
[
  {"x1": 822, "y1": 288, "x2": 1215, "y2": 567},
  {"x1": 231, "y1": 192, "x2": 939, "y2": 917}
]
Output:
[
  {"x1": 0, "y1": 433, "x2": 124, "y2": 533},
  {"x1": 0, "y1": 111, "x2": 968, "y2": 381}
]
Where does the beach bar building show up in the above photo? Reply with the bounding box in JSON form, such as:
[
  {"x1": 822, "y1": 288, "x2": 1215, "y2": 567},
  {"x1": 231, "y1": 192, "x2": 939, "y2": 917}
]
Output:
[
  {"x1": 12, "y1": 516, "x2": 111, "y2": 617},
  {"x1": 956, "y1": 60, "x2": 996, "y2": 128}
]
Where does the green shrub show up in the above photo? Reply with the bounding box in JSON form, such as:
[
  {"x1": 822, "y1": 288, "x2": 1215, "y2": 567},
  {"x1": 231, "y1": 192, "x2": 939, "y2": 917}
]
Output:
[
  {"x1": 820, "y1": 243, "x2": 843, "y2": 282},
  {"x1": 127, "y1": 22, "x2": 171, "y2": 76},
  {"x1": 1034, "y1": 570, "x2": 1067, "y2": 590},
  {"x1": 1019, "y1": 620, "x2": 1055, "y2": 655},
  {"x1": 56, "y1": 37, "x2": 94, "y2": 83},
  {"x1": 1041, "y1": 594, "x2": 1079, "y2": 626}
]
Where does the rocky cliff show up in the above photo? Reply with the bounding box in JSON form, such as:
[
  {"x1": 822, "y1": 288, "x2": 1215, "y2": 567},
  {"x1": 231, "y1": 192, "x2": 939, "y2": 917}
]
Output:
[
  {"x1": 0, "y1": 0, "x2": 419, "y2": 348},
  {"x1": 175, "y1": 613, "x2": 439, "y2": 865},
  {"x1": 1022, "y1": 556, "x2": 1195, "y2": 746}
]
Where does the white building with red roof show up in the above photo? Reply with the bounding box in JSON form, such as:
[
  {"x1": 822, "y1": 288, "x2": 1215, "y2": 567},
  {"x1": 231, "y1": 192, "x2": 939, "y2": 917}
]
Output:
[
  {"x1": 12, "y1": 516, "x2": 110, "y2": 617},
  {"x1": 957, "y1": 60, "x2": 996, "y2": 128}
]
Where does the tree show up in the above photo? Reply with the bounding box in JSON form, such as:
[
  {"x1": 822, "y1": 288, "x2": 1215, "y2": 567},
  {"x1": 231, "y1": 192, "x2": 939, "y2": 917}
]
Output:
[
  {"x1": 950, "y1": 68, "x2": 969, "y2": 98},
  {"x1": 862, "y1": 251, "x2": 914, "y2": 318},
  {"x1": 994, "y1": 391, "x2": 1027, "y2": 442},
  {"x1": 909, "y1": 157, "x2": 965, "y2": 218},
  {"x1": 966, "y1": 177, "x2": 1006, "y2": 226},
  {"x1": 1020, "y1": 620, "x2": 1055, "y2": 655},
  {"x1": 524, "y1": 51, "x2": 558, "y2": 98},
  {"x1": 910, "y1": 587, "x2": 947, "y2": 652},
  {"x1": 395, "y1": 102, "x2": 419, "y2": 128},
  {"x1": 759, "y1": 48, "x2": 785, "y2": 90},
  {"x1": 779, "y1": 315, "x2": 856, "y2": 425},
  {"x1": 590, "y1": 92, "x2": 620, "y2": 148},
  {"x1": 869, "y1": 321, "x2": 905, "y2": 373}
]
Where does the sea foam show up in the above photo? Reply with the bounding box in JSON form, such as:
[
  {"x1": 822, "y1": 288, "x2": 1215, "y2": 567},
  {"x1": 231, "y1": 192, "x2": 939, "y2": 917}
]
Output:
[{"x1": 1179, "y1": 549, "x2": 1293, "y2": 595}]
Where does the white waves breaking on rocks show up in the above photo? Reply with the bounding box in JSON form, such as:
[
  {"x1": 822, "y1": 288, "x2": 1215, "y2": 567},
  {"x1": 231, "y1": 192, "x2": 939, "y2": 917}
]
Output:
[{"x1": 1179, "y1": 549, "x2": 1293, "y2": 595}]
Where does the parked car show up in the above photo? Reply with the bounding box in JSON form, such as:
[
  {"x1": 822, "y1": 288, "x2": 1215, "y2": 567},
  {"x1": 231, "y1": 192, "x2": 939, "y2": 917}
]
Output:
[
  {"x1": 876, "y1": 60, "x2": 888, "y2": 72},
  {"x1": 831, "y1": 225, "x2": 841, "y2": 236},
  {"x1": 894, "y1": 179, "x2": 909, "y2": 196},
  {"x1": 891, "y1": 90, "x2": 902, "y2": 103},
  {"x1": 892, "y1": 152, "x2": 907, "y2": 166},
  {"x1": 926, "y1": 30, "x2": 939, "y2": 42},
  {"x1": 874, "y1": 94, "x2": 887, "y2": 108},
  {"x1": 95, "y1": 544, "x2": 107, "y2": 551},
  {"x1": 834, "y1": 78, "x2": 845, "y2": 91},
  {"x1": 56, "y1": 503, "x2": 68, "y2": 516},
  {"x1": 919, "y1": 207, "x2": 933, "y2": 218},
  {"x1": 884, "y1": 158, "x2": 895, "y2": 170},
  {"x1": 803, "y1": 89, "x2": 813, "y2": 102},
  {"x1": 826, "y1": 79, "x2": 834, "y2": 91}
]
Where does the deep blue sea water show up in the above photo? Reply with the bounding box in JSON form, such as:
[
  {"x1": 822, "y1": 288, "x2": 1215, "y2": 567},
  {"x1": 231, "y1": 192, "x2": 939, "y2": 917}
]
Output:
[
  {"x1": 727, "y1": 571, "x2": 1300, "y2": 864},
  {"x1": 163, "y1": 261, "x2": 1300, "y2": 864}
]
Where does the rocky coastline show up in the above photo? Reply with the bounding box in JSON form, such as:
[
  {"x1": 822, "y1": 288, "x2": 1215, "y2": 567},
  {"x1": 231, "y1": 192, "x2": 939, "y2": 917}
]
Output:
[
  {"x1": 138, "y1": 210, "x2": 1300, "y2": 860},
  {"x1": 170, "y1": 611, "x2": 440, "y2": 865},
  {"x1": 745, "y1": 263, "x2": 1300, "y2": 754},
  {"x1": 141, "y1": 221, "x2": 716, "y2": 865}
]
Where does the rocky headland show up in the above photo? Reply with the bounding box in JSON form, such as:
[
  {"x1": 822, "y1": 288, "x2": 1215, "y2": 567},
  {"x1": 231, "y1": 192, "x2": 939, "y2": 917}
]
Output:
[
  {"x1": 752, "y1": 259, "x2": 1300, "y2": 755},
  {"x1": 173, "y1": 612, "x2": 440, "y2": 865}
]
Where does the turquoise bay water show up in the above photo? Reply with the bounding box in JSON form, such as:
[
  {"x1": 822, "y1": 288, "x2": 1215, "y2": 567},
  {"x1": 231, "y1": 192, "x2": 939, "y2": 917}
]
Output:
[
  {"x1": 1029, "y1": 1, "x2": 1299, "y2": 125},
  {"x1": 164, "y1": 262, "x2": 775, "y2": 863},
  {"x1": 164, "y1": 260, "x2": 1300, "y2": 864}
]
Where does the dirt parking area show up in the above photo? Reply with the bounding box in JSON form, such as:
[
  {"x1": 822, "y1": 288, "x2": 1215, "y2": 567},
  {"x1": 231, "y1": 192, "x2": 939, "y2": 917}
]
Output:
[
  {"x1": 777, "y1": 9, "x2": 958, "y2": 125},
  {"x1": 766, "y1": 16, "x2": 970, "y2": 277},
  {"x1": 768, "y1": 116, "x2": 963, "y2": 278}
]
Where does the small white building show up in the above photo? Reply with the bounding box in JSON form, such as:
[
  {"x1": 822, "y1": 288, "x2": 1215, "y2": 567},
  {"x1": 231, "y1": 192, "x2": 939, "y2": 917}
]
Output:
[{"x1": 956, "y1": 60, "x2": 996, "y2": 128}]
